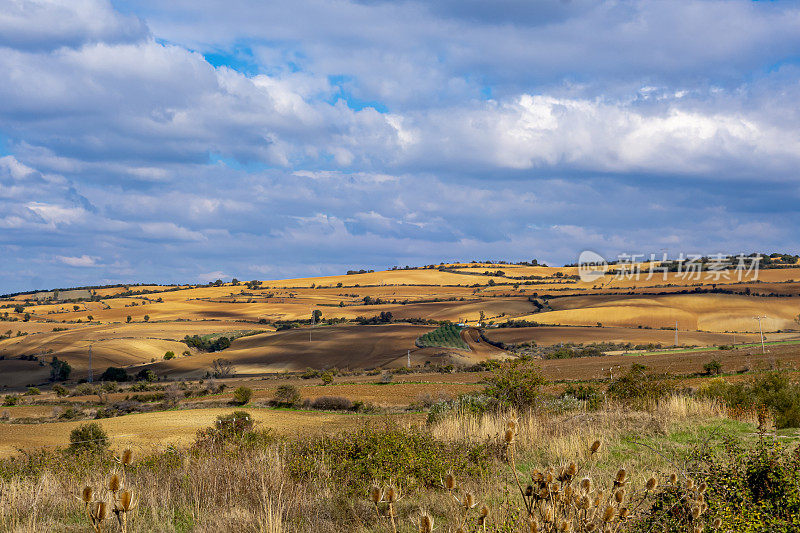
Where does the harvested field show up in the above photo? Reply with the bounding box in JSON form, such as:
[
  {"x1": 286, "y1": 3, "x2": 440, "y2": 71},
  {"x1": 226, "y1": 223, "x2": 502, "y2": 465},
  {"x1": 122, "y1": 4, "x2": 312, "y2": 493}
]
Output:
[
  {"x1": 0, "y1": 408, "x2": 415, "y2": 457},
  {"x1": 483, "y1": 326, "x2": 759, "y2": 347}
]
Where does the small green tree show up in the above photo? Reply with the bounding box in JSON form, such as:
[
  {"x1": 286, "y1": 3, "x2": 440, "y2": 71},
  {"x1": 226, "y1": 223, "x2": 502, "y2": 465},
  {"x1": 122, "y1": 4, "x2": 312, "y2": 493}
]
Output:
[
  {"x1": 163, "y1": 351, "x2": 175, "y2": 360},
  {"x1": 320, "y1": 371, "x2": 334, "y2": 385},
  {"x1": 232, "y1": 386, "x2": 253, "y2": 405},
  {"x1": 24, "y1": 387, "x2": 40, "y2": 396},
  {"x1": 69, "y1": 422, "x2": 109, "y2": 453},
  {"x1": 273, "y1": 384, "x2": 301, "y2": 406},
  {"x1": 99, "y1": 366, "x2": 129, "y2": 382},
  {"x1": 703, "y1": 359, "x2": 723, "y2": 376},
  {"x1": 484, "y1": 358, "x2": 547, "y2": 409},
  {"x1": 49, "y1": 356, "x2": 71, "y2": 381},
  {"x1": 143, "y1": 315, "x2": 150, "y2": 322},
  {"x1": 3, "y1": 395, "x2": 19, "y2": 406},
  {"x1": 52, "y1": 384, "x2": 69, "y2": 397},
  {"x1": 126, "y1": 315, "x2": 132, "y2": 323}
]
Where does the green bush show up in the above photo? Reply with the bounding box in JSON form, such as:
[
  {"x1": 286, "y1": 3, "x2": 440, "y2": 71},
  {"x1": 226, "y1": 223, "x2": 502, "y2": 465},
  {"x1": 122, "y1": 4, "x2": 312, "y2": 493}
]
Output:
[
  {"x1": 3, "y1": 395, "x2": 19, "y2": 406},
  {"x1": 320, "y1": 371, "x2": 334, "y2": 385},
  {"x1": 650, "y1": 437, "x2": 800, "y2": 532},
  {"x1": 273, "y1": 384, "x2": 301, "y2": 406},
  {"x1": 703, "y1": 359, "x2": 723, "y2": 375},
  {"x1": 285, "y1": 424, "x2": 489, "y2": 495},
  {"x1": 483, "y1": 358, "x2": 546, "y2": 409},
  {"x1": 68, "y1": 422, "x2": 109, "y2": 453},
  {"x1": 562, "y1": 383, "x2": 602, "y2": 410},
  {"x1": 100, "y1": 366, "x2": 129, "y2": 382},
  {"x1": 52, "y1": 384, "x2": 68, "y2": 397},
  {"x1": 163, "y1": 351, "x2": 175, "y2": 360},
  {"x1": 24, "y1": 387, "x2": 41, "y2": 396},
  {"x1": 606, "y1": 364, "x2": 676, "y2": 404},
  {"x1": 232, "y1": 386, "x2": 252, "y2": 405},
  {"x1": 700, "y1": 370, "x2": 800, "y2": 428}
]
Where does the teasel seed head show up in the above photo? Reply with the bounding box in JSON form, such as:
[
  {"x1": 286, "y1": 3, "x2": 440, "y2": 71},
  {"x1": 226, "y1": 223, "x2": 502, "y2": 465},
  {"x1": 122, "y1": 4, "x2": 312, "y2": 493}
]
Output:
[
  {"x1": 693, "y1": 526, "x2": 704, "y2": 533},
  {"x1": 687, "y1": 478, "x2": 696, "y2": 491},
  {"x1": 579, "y1": 496, "x2": 591, "y2": 509},
  {"x1": 646, "y1": 477, "x2": 657, "y2": 491},
  {"x1": 525, "y1": 484, "x2": 534, "y2": 497},
  {"x1": 615, "y1": 469, "x2": 627, "y2": 485},
  {"x1": 698, "y1": 482, "x2": 707, "y2": 494},
  {"x1": 504, "y1": 428, "x2": 515, "y2": 444},
  {"x1": 559, "y1": 519, "x2": 572, "y2": 532},
  {"x1": 506, "y1": 419, "x2": 518, "y2": 433},
  {"x1": 691, "y1": 506, "x2": 701, "y2": 519},
  {"x1": 479, "y1": 505, "x2": 489, "y2": 519},
  {"x1": 463, "y1": 492, "x2": 477, "y2": 509},
  {"x1": 369, "y1": 485, "x2": 382, "y2": 504},
  {"x1": 614, "y1": 489, "x2": 625, "y2": 503},
  {"x1": 117, "y1": 490, "x2": 137, "y2": 512},
  {"x1": 602, "y1": 505, "x2": 615, "y2": 522},
  {"x1": 528, "y1": 519, "x2": 539, "y2": 533},
  {"x1": 590, "y1": 440, "x2": 601, "y2": 454},
  {"x1": 444, "y1": 472, "x2": 456, "y2": 491},
  {"x1": 91, "y1": 501, "x2": 109, "y2": 521},
  {"x1": 566, "y1": 461, "x2": 577, "y2": 477},
  {"x1": 585, "y1": 522, "x2": 596, "y2": 532},
  {"x1": 619, "y1": 507, "x2": 629, "y2": 519},
  {"x1": 669, "y1": 473, "x2": 678, "y2": 484},
  {"x1": 120, "y1": 449, "x2": 133, "y2": 466},
  {"x1": 81, "y1": 486, "x2": 93, "y2": 503},
  {"x1": 712, "y1": 518, "x2": 722, "y2": 528},
  {"x1": 108, "y1": 474, "x2": 121, "y2": 493},
  {"x1": 385, "y1": 485, "x2": 398, "y2": 503},
  {"x1": 419, "y1": 512, "x2": 434, "y2": 533},
  {"x1": 580, "y1": 477, "x2": 592, "y2": 493}
]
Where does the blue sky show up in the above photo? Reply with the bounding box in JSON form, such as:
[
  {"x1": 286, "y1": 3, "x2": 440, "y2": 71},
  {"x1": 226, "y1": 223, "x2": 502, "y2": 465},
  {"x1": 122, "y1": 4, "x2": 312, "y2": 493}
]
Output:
[{"x1": 1, "y1": 0, "x2": 799, "y2": 293}]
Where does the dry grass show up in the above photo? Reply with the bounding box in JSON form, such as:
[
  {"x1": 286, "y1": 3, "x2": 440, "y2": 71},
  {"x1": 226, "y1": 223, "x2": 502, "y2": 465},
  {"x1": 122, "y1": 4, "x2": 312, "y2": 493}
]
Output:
[{"x1": 430, "y1": 395, "x2": 724, "y2": 464}]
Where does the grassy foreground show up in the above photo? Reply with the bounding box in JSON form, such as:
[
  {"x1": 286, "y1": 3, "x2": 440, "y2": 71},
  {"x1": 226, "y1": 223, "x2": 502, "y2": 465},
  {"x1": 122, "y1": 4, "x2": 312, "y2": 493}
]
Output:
[{"x1": 2, "y1": 394, "x2": 797, "y2": 532}]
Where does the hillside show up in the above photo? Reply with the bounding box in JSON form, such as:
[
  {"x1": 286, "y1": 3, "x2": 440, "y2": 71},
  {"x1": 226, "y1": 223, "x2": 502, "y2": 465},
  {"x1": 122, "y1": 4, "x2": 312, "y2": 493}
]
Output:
[{"x1": 1, "y1": 261, "x2": 798, "y2": 387}]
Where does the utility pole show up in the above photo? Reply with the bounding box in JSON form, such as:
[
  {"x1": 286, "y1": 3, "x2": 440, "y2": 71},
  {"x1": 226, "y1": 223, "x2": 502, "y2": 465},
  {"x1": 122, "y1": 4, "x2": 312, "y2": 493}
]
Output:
[
  {"x1": 753, "y1": 316, "x2": 767, "y2": 355},
  {"x1": 674, "y1": 321, "x2": 678, "y2": 347},
  {"x1": 88, "y1": 344, "x2": 93, "y2": 383}
]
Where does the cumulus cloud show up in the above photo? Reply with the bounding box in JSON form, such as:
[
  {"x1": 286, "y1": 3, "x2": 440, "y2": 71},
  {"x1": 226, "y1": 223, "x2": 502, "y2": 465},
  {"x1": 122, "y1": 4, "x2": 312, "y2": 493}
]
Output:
[{"x1": 57, "y1": 254, "x2": 101, "y2": 267}]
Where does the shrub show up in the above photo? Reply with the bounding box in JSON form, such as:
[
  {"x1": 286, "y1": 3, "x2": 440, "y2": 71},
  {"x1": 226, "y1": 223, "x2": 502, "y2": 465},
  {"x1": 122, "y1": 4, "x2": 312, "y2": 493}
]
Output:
[
  {"x1": 68, "y1": 422, "x2": 109, "y2": 453},
  {"x1": 310, "y1": 396, "x2": 353, "y2": 411},
  {"x1": 286, "y1": 424, "x2": 488, "y2": 496},
  {"x1": 320, "y1": 371, "x2": 334, "y2": 385},
  {"x1": 562, "y1": 383, "x2": 602, "y2": 410},
  {"x1": 606, "y1": 363, "x2": 676, "y2": 404},
  {"x1": 100, "y1": 366, "x2": 129, "y2": 382},
  {"x1": 49, "y1": 356, "x2": 71, "y2": 381},
  {"x1": 163, "y1": 351, "x2": 175, "y2": 360},
  {"x1": 3, "y1": 395, "x2": 19, "y2": 406},
  {"x1": 232, "y1": 386, "x2": 252, "y2": 405},
  {"x1": 703, "y1": 359, "x2": 723, "y2": 375},
  {"x1": 301, "y1": 368, "x2": 319, "y2": 379},
  {"x1": 700, "y1": 370, "x2": 800, "y2": 428},
  {"x1": 483, "y1": 358, "x2": 547, "y2": 409},
  {"x1": 52, "y1": 384, "x2": 68, "y2": 397},
  {"x1": 135, "y1": 369, "x2": 158, "y2": 382},
  {"x1": 273, "y1": 384, "x2": 301, "y2": 406},
  {"x1": 193, "y1": 411, "x2": 260, "y2": 450},
  {"x1": 24, "y1": 387, "x2": 41, "y2": 396}
]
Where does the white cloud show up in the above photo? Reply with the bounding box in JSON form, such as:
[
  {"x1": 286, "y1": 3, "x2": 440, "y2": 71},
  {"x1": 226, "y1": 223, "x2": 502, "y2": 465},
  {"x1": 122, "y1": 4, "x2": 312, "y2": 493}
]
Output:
[{"x1": 56, "y1": 254, "x2": 101, "y2": 267}]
